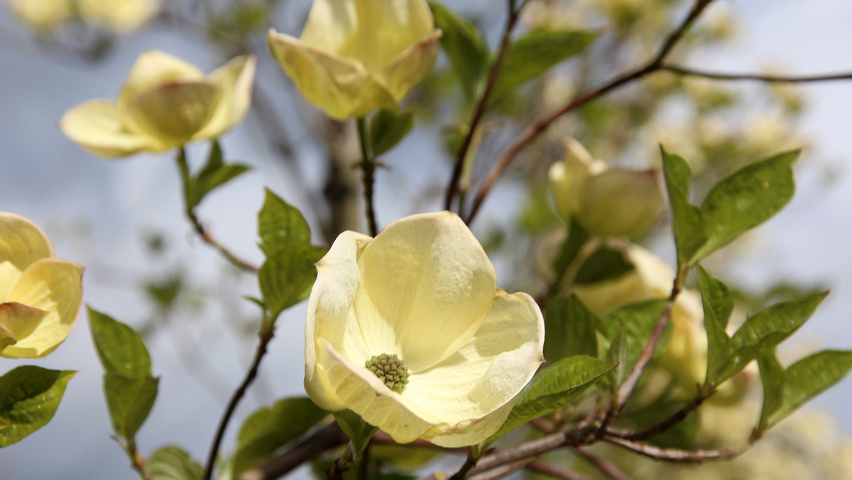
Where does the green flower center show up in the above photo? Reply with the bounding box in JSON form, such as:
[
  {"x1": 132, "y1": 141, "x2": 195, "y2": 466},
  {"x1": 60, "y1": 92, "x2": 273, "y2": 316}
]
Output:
[{"x1": 365, "y1": 353, "x2": 410, "y2": 393}]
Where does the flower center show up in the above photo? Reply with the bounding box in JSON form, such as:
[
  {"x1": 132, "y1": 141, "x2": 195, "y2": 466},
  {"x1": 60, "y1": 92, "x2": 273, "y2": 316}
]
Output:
[{"x1": 365, "y1": 353, "x2": 410, "y2": 393}]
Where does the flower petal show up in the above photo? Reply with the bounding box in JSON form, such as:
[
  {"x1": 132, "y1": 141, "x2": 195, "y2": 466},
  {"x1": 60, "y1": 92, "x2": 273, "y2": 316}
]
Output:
[
  {"x1": 316, "y1": 339, "x2": 434, "y2": 443},
  {"x1": 0, "y1": 212, "x2": 54, "y2": 274},
  {"x1": 3, "y1": 258, "x2": 83, "y2": 358},
  {"x1": 380, "y1": 31, "x2": 441, "y2": 102},
  {"x1": 300, "y1": 0, "x2": 435, "y2": 71},
  {"x1": 577, "y1": 168, "x2": 664, "y2": 238},
  {"x1": 0, "y1": 324, "x2": 17, "y2": 353},
  {"x1": 306, "y1": 231, "x2": 374, "y2": 410},
  {"x1": 60, "y1": 99, "x2": 165, "y2": 157},
  {"x1": 193, "y1": 54, "x2": 257, "y2": 141},
  {"x1": 399, "y1": 291, "x2": 544, "y2": 446},
  {"x1": 117, "y1": 50, "x2": 204, "y2": 107},
  {"x1": 0, "y1": 302, "x2": 48, "y2": 347},
  {"x1": 121, "y1": 81, "x2": 221, "y2": 146},
  {"x1": 7, "y1": 0, "x2": 71, "y2": 33},
  {"x1": 354, "y1": 212, "x2": 497, "y2": 372},
  {"x1": 77, "y1": 0, "x2": 160, "y2": 33},
  {"x1": 267, "y1": 30, "x2": 397, "y2": 119}
]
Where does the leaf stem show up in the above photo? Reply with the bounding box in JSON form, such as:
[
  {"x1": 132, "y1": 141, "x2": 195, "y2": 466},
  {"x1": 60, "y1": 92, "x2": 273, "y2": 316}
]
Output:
[
  {"x1": 174, "y1": 147, "x2": 258, "y2": 273},
  {"x1": 202, "y1": 322, "x2": 275, "y2": 480},
  {"x1": 356, "y1": 117, "x2": 379, "y2": 237}
]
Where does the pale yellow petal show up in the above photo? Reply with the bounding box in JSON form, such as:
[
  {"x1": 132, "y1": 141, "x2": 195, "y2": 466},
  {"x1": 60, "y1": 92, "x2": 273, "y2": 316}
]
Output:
[
  {"x1": 306, "y1": 231, "x2": 374, "y2": 410},
  {"x1": 117, "y1": 50, "x2": 204, "y2": 107},
  {"x1": 577, "y1": 168, "x2": 664, "y2": 238},
  {"x1": 354, "y1": 212, "x2": 497, "y2": 371},
  {"x1": 548, "y1": 153, "x2": 591, "y2": 220},
  {"x1": 0, "y1": 212, "x2": 54, "y2": 273},
  {"x1": 316, "y1": 339, "x2": 434, "y2": 443},
  {"x1": 401, "y1": 291, "x2": 544, "y2": 426},
  {"x1": 121, "y1": 81, "x2": 221, "y2": 146},
  {"x1": 301, "y1": 0, "x2": 435, "y2": 71},
  {"x1": 77, "y1": 0, "x2": 160, "y2": 33},
  {"x1": 420, "y1": 399, "x2": 515, "y2": 448},
  {"x1": 60, "y1": 99, "x2": 165, "y2": 157},
  {"x1": 0, "y1": 324, "x2": 16, "y2": 353},
  {"x1": 267, "y1": 30, "x2": 397, "y2": 119},
  {"x1": 7, "y1": 0, "x2": 71, "y2": 33},
  {"x1": 193, "y1": 54, "x2": 257, "y2": 141},
  {"x1": 3, "y1": 258, "x2": 83, "y2": 358},
  {"x1": 0, "y1": 302, "x2": 48, "y2": 348},
  {"x1": 380, "y1": 31, "x2": 441, "y2": 101}
]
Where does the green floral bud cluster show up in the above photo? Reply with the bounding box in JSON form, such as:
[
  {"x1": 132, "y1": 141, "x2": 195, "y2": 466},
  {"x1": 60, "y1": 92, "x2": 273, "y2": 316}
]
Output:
[{"x1": 365, "y1": 353, "x2": 410, "y2": 393}]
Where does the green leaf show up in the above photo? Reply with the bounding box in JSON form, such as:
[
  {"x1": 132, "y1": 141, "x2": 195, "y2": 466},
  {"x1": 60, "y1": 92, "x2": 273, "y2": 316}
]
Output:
[
  {"x1": 765, "y1": 350, "x2": 852, "y2": 429},
  {"x1": 88, "y1": 307, "x2": 151, "y2": 378},
  {"x1": 369, "y1": 109, "x2": 414, "y2": 156},
  {"x1": 552, "y1": 219, "x2": 589, "y2": 276},
  {"x1": 146, "y1": 446, "x2": 203, "y2": 480},
  {"x1": 487, "y1": 356, "x2": 612, "y2": 444},
  {"x1": 428, "y1": 1, "x2": 489, "y2": 98},
  {"x1": 103, "y1": 373, "x2": 159, "y2": 441},
  {"x1": 697, "y1": 266, "x2": 734, "y2": 387},
  {"x1": 544, "y1": 296, "x2": 599, "y2": 362},
  {"x1": 660, "y1": 147, "x2": 707, "y2": 268},
  {"x1": 334, "y1": 410, "x2": 378, "y2": 457},
  {"x1": 187, "y1": 141, "x2": 251, "y2": 208},
  {"x1": 0, "y1": 366, "x2": 75, "y2": 447},
  {"x1": 257, "y1": 189, "x2": 311, "y2": 257},
  {"x1": 757, "y1": 351, "x2": 785, "y2": 430},
  {"x1": 598, "y1": 299, "x2": 670, "y2": 373},
  {"x1": 233, "y1": 397, "x2": 328, "y2": 475},
  {"x1": 695, "y1": 150, "x2": 798, "y2": 259},
  {"x1": 490, "y1": 29, "x2": 597, "y2": 106},
  {"x1": 606, "y1": 325, "x2": 628, "y2": 387},
  {"x1": 258, "y1": 243, "x2": 327, "y2": 320},
  {"x1": 573, "y1": 245, "x2": 634, "y2": 285}
]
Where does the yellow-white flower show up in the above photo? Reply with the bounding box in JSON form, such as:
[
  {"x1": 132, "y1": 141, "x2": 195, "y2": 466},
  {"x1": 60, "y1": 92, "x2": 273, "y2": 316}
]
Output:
[
  {"x1": 549, "y1": 139, "x2": 664, "y2": 239},
  {"x1": 0, "y1": 213, "x2": 83, "y2": 358},
  {"x1": 6, "y1": 0, "x2": 71, "y2": 33},
  {"x1": 267, "y1": 0, "x2": 441, "y2": 120},
  {"x1": 306, "y1": 212, "x2": 544, "y2": 447},
  {"x1": 60, "y1": 50, "x2": 256, "y2": 158},
  {"x1": 77, "y1": 0, "x2": 161, "y2": 34}
]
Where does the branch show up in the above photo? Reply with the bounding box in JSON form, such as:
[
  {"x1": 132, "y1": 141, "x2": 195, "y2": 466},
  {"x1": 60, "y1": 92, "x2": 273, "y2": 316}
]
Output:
[
  {"x1": 467, "y1": 426, "x2": 599, "y2": 476},
  {"x1": 661, "y1": 64, "x2": 852, "y2": 83},
  {"x1": 468, "y1": 459, "x2": 531, "y2": 480},
  {"x1": 607, "y1": 387, "x2": 705, "y2": 441},
  {"x1": 202, "y1": 325, "x2": 275, "y2": 480},
  {"x1": 604, "y1": 435, "x2": 740, "y2": 463},
  {"x1": 573, "y1": 448, "x2": 632, "y2": 480},
  {"x1": 356, "y1": 117, "x2": 379, "y2": 236},
  {"x1": 238, "y1": 422, "x2": 349, "y2": 480},
  {"x1": 464, "y1": 0, "x2": 717, "y2": 224},
  {"x1": 444, "y1": 2, "x2": 525, "y2": 212},
  {"x1": 526, "y1": 460, "x2": 597, "y2": 480}
]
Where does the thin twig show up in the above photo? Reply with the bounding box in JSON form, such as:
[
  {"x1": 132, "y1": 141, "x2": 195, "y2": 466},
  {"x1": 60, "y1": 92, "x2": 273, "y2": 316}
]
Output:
[
  {"x1": 174, "y1": 148, "x2": 259, "y2": 273},
  {"x1": 465, "y1": 0, "x2": 717, "y2": 224},
  {"x1": 444, "y1": 2, "x2": 525, "y2": 212},
  {"x1": 607, "y1": 386, "x2": 705, "y2": 441},
  {"x1": 573, "y1": 448, "x2": 632, "y2": 480},
  {"x1": 468, "y1": 426, "x2": 599, "y2": 476},
  {"x1": 526, "y1": 461, "x2": 597, "y2": 480},
  {"x1": 202, "y1": 325, "x2": 275, "y2": 480},
  {"x1": 356, "y1": 117, "x2": 379, "y2": 236},
  {"x1": 237, "y1": 422, "x2": 348, "y2": 480},
  {"x1": 127, "y1": 439, "x2": 152, "y2": 480},
  {"x1": 603, "y1": 436, "x2": 740, "y2": 463},
  {"x1": 468, "y1": 459, "x2": 531, "y2": 480},
  {"x1": 661, "y1": 64, "x2": 852, "y2": 83}
]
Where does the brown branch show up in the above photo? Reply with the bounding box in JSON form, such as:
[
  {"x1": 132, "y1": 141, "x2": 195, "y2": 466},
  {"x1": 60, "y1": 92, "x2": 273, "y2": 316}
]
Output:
[
  {"x1": 465, "y1": 0, "x2": 717, "y2": 224},
  {"x1": 444, "y1": 2, "x2": 525, "y2": 212},
  {"x1": 607, "y1": 387, "x2": 706, "y2": 441},
  {"x1": 603, "y1": 436, "x2": 740, "y2": 463},
  {"x1": 237, "y1": 422, "x2": 348, "y2": 480},
  {"x1": 468, "y1": 426, "x2": 599, "y2": 476},
  {"x1": 661, "y1": 64, "x2": 852, "y2": 83},
  {"x1": 573, "y1": 448, "x2": 632, "y2": 480},
  {"x1": 526, "y1": 460, "x2": 597, "y2": 480},
  {"x1": 468, "y1": 459, "x2": 531, "y2": 480}
]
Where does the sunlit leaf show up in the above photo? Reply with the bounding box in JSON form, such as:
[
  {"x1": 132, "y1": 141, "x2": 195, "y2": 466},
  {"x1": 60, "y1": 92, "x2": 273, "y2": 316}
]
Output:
[
  {"x1": 428, "y1": 2, "x2": 489, "y2": 99},
  {"x1": 258, "y1": 242, "x2": 327, "y2": 320},
  {"x1": 598, "y1": 299, "x2": 669, "y2": 373},
  {"x1": 697, "y1": 266, "x2": 734, "y2": 387},
  {"x1": 660, "y1": 146, "x2": 707, "y2": 268},
  {"x1": 146, "y1": 445, "x2": 203, "y2": 480},
  {"x1": 334, "y1": 410, "x2": 378, "y2": 456},
  {"x1": 103, "y1": 373, "x2": 159, "y2": 441},
  {"x1": 0, "y1": 367, "x2": 75, "y2": 447},
  {"x1": 89, "y1": 307, "x2": 151, "y2": 378},
  {"x1": 257, "y1": 188, "x2": 311, "y2": 257}
]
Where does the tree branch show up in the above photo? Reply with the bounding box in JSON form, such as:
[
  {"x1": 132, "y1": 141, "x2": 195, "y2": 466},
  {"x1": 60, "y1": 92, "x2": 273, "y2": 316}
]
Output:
[
  {"x1": 661, "y1": 64, "x2": 852, "y2": 83},
  {"x1": 604, "y1": 435, "x2": 740, "y2": 463},
  {"x1": 526, "y1": 460, "x2": 597, "y2": 480},
  {"x1": 607, "y1": 387, "x2": 705, "y2": 441},
  {"x1": 237, "y1": 422, "x2": 349, "y2": 480},
  {"x1": 573, "y1": 448, "x2": 632, "y2": 480}
]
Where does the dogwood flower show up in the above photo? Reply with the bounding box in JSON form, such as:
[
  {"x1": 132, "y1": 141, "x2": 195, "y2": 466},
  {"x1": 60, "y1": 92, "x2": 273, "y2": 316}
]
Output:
[
  {"x1": 305, "y1": 212, "x2": 544, "y2": 447},
  {"x1": 267, "y1": 0, "x2": 441, "y2": 120},
  {"x1": 0, "y1": 213, "x2": 83, "y2": 358},
  {"x1": 549, "y1": 139, "x2": 664, "y2": 239},
  {"x1": 77, "y1": 0, "x2": 161, "y2": 33},
  {"x1": 60, "y1": 50, "x2": 256, "y2": 158},
  {"x1": 6, "y1": 0, "x2": 71, "y2": 33}
]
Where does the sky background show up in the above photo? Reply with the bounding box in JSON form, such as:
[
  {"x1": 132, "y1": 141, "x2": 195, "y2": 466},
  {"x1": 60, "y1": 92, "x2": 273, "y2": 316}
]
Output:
[{"x1": 2, "y1": 0, "x2": 852, "y2": 479}]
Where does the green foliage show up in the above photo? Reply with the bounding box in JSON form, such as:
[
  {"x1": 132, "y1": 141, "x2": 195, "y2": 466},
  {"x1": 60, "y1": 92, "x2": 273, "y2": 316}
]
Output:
[
  {"x1": 370, "y1": 110, "x2": 414, "y2": 156},
  {"x1": 598, "y1": 300, "x2": 670, "y2": 374},
  {"x1": 232, "y1": 397, "x2": 328, "y2": 475},
  {"x1": 258, "y1": 188, "x2": 312, "y2": 257},
  {"x1": 428, "y1": 1, "x2": 489, "y2": 99},
  {"x1": 487, "y1": 356, "x2": 613, "y2": 444},
  {"x1": 544, "y1": 296, "x2": 599, "y2": 362},
  {"x1": 573, "y1": 245, "x2": 634, "y2": 285},
  {"x1": 334, "y1": 410, "x2": 379, "y2": 457},
  {"x1": 661, "y1": 147, "x2": 708, "y2": 268},
  {"x1": 605, "y1": 325, "x2": 628, "y2": 388},
  {"x1": 183, "y1": 141, "x2": 251, "y2": 210},
  {"x1": 258, "y1": 243, "x2": 327, "y2": 321},
  {"x1": 88, "y1": 307, "x2": 158, "y2": 441},
  {"x1": 146, "y1": 446, "x2": 204, "y2": 480},
  {"x1": 489, "y1": 29, "x2": 597, "y2": 106},
  {"x1": 698, "y1": 266, "x2": 735, "y2": 388},
  {"x1": 0, "y1": 366, "x2": 75, "y2": 447}
]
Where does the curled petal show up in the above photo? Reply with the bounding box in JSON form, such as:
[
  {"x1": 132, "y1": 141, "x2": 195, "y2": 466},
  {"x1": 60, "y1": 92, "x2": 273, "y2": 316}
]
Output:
[
  {"x1": 3, "y1": 259, "x2": 83, "y2": 358},
  {"x1": 76, "y1": 0, "x2": 160, "y2": 33},
  {"x1": 121, "y1": 81, "x2": 221, "y2": 146},
  {"x1": 578, "y1": 169, "x2": 664, "y2": 238},
  {"x1": 194, "y1": 54, "x2": 257, "y2": 141},
  {"x1": 0, "y1": 324, "x2": 17, "y2": 352},
  {"x1": 267, "y1": 31, "x2": 397, "y2": 120},
  {"x1": 354, "y1": 212, "x2": 497, "y2": 371},
  {"x1": 59, "y1": 99, "x2": 164, "y2": 157},
  {"x1": 0, "y1": 302, "x2": 48, "y2": 348},
  {"x1": 380, "y1": 31, "x2": 441, "y2": 102},
  {"x1": 0, "y1": 212, "x2": 54, "y2": 273},
  {"x1": 118, "y1": 50, "x2": 204, "y2": 107}
]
